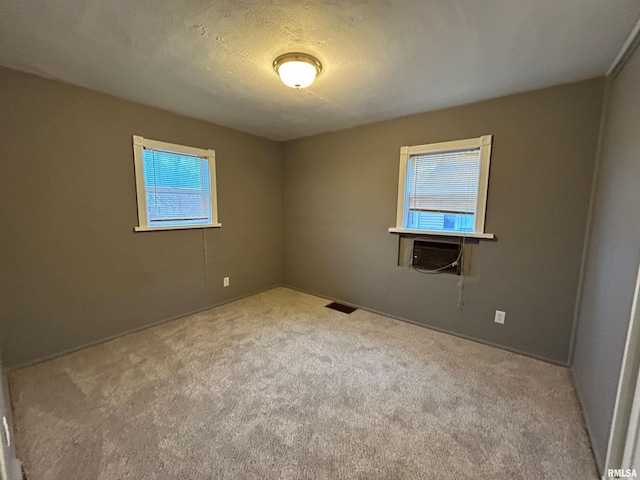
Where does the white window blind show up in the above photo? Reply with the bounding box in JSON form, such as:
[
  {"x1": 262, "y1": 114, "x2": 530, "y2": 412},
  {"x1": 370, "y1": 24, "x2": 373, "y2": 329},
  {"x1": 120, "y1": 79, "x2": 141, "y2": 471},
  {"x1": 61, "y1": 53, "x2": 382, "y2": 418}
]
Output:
[
  {"x1": 142, "y1": 148, "x2": 212, "y2": 227},
  {"x1": 408, "y1": 148, "x2": 481, "y2": 216}
]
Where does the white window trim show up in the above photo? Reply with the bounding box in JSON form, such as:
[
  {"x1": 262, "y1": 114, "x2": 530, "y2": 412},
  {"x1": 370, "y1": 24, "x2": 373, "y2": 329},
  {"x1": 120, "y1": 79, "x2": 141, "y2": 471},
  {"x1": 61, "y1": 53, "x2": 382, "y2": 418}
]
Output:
[
  {"x1": 132, "y1": 135, "x2": 221, "y2": 232},
  {"x1": 387, "y1": 228, "x2": 494, "y2": 239},
  {"x1": 389, "y1": 135, "x2": 494, "y2": 239}
]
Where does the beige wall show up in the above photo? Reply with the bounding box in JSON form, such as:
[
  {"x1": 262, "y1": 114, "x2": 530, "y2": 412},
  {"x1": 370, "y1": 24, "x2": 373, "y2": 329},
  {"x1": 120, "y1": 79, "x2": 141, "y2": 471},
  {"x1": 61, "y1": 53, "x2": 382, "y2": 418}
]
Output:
[
  {"x1": 0, "y1": 68, "x2": 283, "y2": 367},
  {"x1": 573, "y1": 44, "x2": 640, "y2": 472},
  {"x1": 282, "y1": 78, "x2": 605, "y2": 364}
]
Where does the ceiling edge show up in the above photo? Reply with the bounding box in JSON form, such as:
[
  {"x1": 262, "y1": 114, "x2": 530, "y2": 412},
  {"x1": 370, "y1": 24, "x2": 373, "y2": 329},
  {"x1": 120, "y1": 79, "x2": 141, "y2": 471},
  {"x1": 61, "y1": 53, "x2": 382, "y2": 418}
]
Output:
[{"x1": 607, "y1": 14, "x2": 640, "y2": 77}]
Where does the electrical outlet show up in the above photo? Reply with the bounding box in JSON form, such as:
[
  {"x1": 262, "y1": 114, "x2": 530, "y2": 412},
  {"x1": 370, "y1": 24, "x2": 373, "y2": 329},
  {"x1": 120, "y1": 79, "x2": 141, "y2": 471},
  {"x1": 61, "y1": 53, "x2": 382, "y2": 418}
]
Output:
[
  {"x1": 223, "y1": 277, "x2": 229, "y2": 287},
  {"x1": 494, "y1": 310, "x2": 506, "y2": 325}
]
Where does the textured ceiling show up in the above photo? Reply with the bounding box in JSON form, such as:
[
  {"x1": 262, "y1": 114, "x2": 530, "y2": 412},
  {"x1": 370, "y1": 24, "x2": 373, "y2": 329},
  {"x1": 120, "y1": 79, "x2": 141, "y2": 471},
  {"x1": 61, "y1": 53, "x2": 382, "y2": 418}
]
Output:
[{"x1": 1, "y1": 1, "x2": 639, "y2": 140}]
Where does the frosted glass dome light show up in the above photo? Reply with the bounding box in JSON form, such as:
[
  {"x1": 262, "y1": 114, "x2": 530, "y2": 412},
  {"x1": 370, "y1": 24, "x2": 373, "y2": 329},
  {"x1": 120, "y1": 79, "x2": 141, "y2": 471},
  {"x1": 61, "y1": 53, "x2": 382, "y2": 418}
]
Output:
[{"x1": 273, "y1": 53, "x2": 322, "y2": 89}]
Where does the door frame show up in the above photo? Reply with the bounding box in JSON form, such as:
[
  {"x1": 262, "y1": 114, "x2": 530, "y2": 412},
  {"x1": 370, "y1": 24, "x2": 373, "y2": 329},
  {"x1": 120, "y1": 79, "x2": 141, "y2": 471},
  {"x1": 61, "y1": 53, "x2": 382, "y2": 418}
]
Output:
[{"x1": 604, "y1": 261, "x2": 640, "y2": 478}]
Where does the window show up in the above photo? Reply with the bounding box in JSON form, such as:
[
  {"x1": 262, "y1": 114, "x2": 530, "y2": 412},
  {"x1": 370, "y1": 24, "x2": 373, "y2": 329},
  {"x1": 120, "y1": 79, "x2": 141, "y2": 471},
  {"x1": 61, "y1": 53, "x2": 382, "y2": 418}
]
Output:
[
  {"x1": 132, "y1": 136, "x2": 220, "y2": 231},
  {"x1": 389, "y1": 135, "x2": 494, "y2": 239}
]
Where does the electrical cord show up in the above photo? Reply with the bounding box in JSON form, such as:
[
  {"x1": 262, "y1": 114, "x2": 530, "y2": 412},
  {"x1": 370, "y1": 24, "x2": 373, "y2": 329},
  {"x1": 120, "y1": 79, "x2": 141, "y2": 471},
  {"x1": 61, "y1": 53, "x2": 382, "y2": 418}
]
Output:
[
  {"x1": 202, "y1": 227, "x2": 208, "y2": 286},
  {"x1": 412, "y1": 261, "x2": 458, "y2": 274},
  {"x1": 457, "y1": 274, "x2": 465, "y2": 310},
  {"x1": 457, "y1": 232, "x2": 467, "y2": 310}
]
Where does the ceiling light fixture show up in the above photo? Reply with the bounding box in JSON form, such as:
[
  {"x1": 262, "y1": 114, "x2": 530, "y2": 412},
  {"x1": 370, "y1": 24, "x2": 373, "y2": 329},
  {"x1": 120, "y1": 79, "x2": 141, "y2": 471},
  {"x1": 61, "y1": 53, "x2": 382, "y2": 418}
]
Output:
[{"x1": 273, "y1": 53, "x2": 322, "y2": 89}]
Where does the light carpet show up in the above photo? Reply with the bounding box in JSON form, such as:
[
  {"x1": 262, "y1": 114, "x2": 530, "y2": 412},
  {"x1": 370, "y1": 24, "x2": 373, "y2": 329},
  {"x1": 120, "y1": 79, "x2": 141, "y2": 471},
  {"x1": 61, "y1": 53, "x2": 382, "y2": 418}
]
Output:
[{"x1": 10, "y1": 287, "x2": 598, "y2": 479}]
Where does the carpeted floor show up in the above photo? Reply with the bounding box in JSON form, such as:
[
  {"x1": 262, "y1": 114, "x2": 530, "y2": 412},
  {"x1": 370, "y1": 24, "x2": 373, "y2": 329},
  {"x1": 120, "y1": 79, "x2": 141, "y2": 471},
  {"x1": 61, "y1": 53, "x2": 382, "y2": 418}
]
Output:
[{"x1": 10, "y1": 287, "x2": 598, "y2": 479}]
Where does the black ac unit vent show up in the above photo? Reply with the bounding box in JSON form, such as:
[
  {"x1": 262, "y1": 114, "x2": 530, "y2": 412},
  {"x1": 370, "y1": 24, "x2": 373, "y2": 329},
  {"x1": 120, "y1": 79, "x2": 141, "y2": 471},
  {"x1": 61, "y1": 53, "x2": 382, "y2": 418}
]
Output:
[{"x1": 412, "y1": 240, "x2": 462, "y2": 275}]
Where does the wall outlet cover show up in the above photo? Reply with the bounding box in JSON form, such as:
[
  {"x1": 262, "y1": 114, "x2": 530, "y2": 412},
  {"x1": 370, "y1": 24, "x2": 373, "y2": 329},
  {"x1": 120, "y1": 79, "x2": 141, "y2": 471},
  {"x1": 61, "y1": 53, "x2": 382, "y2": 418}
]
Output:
[{"x1": 494, "y1": 310, "x2": 506, "y2": 324}]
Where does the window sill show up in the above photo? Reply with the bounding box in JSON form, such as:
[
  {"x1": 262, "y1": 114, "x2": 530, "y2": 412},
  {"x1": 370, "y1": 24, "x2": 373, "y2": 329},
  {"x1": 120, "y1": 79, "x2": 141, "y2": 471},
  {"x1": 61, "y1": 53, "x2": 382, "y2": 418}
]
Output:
[
  {"x1": 388, "y1": 227, "x2": 495, "y2": 239},
  {"x1": 135, "y1": 223, "x2": 222, "y2": 232}
]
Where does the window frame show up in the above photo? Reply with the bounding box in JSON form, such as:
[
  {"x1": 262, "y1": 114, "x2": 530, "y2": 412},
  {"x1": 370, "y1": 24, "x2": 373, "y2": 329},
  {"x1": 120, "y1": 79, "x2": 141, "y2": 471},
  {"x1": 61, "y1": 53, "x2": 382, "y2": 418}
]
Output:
[
  {"x1": 132, "y1": 135, "x2": 221, "y2": 232},
  {"x1": 389, "y1": 135, "x2": 494, "y2": 239}
]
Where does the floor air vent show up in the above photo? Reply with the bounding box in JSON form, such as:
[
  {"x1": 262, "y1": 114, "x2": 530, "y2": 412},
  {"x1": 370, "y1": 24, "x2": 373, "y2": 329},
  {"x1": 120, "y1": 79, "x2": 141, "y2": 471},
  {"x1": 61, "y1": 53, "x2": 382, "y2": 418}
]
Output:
[{"x1": 325, "y1": 302, "x2": 358, "y2": 314}]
